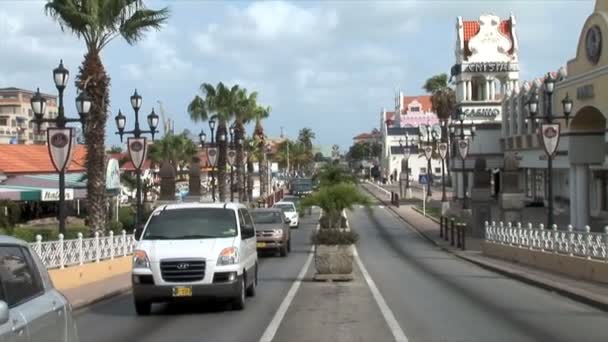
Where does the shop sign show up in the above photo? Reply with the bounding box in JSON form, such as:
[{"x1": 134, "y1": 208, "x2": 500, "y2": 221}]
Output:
[
  {"x1": 42, "y1": 189, "x2": 74, "y2": 202},
  {"x1": 462, "y1": 106, "x2": 501, "y2": 119},
  {"x1": 464, "y1": 62, "x2": 517, "y2": 73},
  {"x1": 105, "y1": 158, "x2": 121, "y2": 190}
]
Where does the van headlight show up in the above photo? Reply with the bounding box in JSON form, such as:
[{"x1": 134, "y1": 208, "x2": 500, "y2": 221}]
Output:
[
  {"x1": 273, "y1": 229, "x2": 283, "y2": 237},
  {"x1": 133, "y1": 250, "x2": 150, "y2": 269},
  {"x1": 217, "y1": 247, "x2": 239, "y2": 266}
]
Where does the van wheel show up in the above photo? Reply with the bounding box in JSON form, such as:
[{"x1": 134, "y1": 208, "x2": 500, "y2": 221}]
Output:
[
  {"x1": 134, "y1": 300, "x2": 151, "y2": 316},
  {"x1": 246, "y1": 265, "x2": 257, "y2": 297},
  {"x1": 232, "y1": 276, "x2": 246, "y2": 310}
]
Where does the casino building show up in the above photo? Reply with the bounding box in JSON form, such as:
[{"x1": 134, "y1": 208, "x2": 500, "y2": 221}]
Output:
[{"x1": 449, "y1": 13, "x2": 520, "y2": 200}]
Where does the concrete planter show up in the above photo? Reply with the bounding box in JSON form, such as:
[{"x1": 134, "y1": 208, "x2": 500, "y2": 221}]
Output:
[{"x1": 314, "y1": 244, "x2": 354, "y2": 275}]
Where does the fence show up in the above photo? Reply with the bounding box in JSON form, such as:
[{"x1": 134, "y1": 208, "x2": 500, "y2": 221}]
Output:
[
  {"x1": 29, "y1": 231, "x2": 137, "y2": 269},
  {"x1": 485, "y1": 222, "x2": 608, "y2": 262}
]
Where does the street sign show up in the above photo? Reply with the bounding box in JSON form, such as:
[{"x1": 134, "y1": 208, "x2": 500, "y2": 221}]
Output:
[
  {"x1": 438, "y1": 143, "x2": 448, "y2": 160},
  {"x1": 458, "y1": 139, "x2": 469, "y2": 160},
  {"x1": 540, "y1": 123, "x2": 560, "y2": 157},
  {"x1": 419, "y1": 174, "x2": 428, "y2": 185}
]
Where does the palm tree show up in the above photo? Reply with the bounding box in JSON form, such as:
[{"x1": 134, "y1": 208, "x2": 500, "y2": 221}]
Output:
[
  {"x1": 232, "y1": 89, "x2": 258, "y2": 202},
  {"x1": 243, "y1": 136, "x2": 261, "y2": 202},
  {"x1": 251, "y1": 105, "x2": 270, "y2": 197},
  {"x1": 298, "y1": 127, "x2": 316, "y2": 174},
  {"x1": 423, "y1": 73, "x2": 456, "y2": 178},
  {"x1": 188, "y1": 82, "x2": 238, "y2": 201},
  {"x1": 45, "y1": 0, "x2": 169, "y2": 233},
  {"x1": 148, "y1": 132, "x2": 197, "y2": 179}
]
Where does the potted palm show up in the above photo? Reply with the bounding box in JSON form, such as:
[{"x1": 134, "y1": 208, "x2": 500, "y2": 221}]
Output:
[{"x1": 301, "y1": 182, "x2": 369, "y2": 279}]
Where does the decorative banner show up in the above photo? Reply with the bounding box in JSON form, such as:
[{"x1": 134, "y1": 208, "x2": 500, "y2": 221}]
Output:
[
  {"x1": 105, "y1": 158, "x2": 121, "y2": 190},
  {"x1": 227, "y1": 149, "x2": 237, "y2": 166},
  {"x1": 458, "y1": 139, "x2": 469, "y2": 160},
  {"x1": 403, "y1": 147, "x2": 411, "y2": 160},
  {"x1": 424, "y1": 145, "x2": 433, "y2": 160},
  {"x1": 540, "y1": 123, "x2": 561, "y2": 157},
  {"x1": 207, "y1": 147, "x2": 218, "y2": 167},
  {"x1": 47, "y1": 128, "x2": 75, "y2": 173},
  {"x1": 438, "y1": 143, "x2": 448, "y2": 160},
  {"x1": 127, "y1": 137, "x2": 148, "y2": 170},
  {"x1": 243, "y1": 151, "x2": 249, "y2": 164}
]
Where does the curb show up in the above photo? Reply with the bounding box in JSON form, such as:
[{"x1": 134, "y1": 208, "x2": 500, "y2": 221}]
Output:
[
  {"x1": 361, "y1": 184, "x2": 608, "y2": 312},
  {"x1": 71, "y1": 285, "x2": 132, "y2": 312}
]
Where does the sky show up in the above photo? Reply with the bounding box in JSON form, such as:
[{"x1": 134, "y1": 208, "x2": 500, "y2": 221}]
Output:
[{"x1": 0, "y1": 0, "x2": 595, "y2": 152}]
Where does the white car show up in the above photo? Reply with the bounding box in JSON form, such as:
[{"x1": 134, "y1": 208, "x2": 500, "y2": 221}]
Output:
[
  {"x1": 273, "y1": 202, "x2": 299, "y2": 228},
  {"x1": 0, "y1": 236, "x2": 79, "y2": 342},
  {"x1": 131, "y1": 202, "x2": 258, "y2": 314}
]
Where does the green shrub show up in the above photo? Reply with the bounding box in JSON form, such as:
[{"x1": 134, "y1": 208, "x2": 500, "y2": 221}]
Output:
[
  {"x1": 119, "y1": 207, "x2": 135, "y2": 232},
  {"x1": 301, "y1": 183, "x2": 369, "y2": 228},
  {"x1": 11, "y1": 225, "x2": 90, "y2": 242},
  {"x1": 0, "y1": 200, "x2": 20, "y2": 229},
  {"x1": 311, "y1": 229, "x2": 359, "y2": 245},
  {"x1": 107, "y1": 220, "x2": 125, "y2": 235}
]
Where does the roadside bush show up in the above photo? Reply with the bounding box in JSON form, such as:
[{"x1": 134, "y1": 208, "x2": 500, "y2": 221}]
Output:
[
  {"x1": 311, "y1": 229, "x2": 359, "y2": 245},
  {"x1": 107, "y1": 220, "x2": 125, "y2": 235},
  {"x1": 301, "y1": 183, "x2": 370, "y2": 228},
  {"x1": 11, "y1": 225, "x2": 90, "y2": 242},
  {"x1": 119, "y1": 206, "x2": 135, "y2": 232},
  {"x1": 0, "y1": 200, "x2": 20, "y2": 230}
]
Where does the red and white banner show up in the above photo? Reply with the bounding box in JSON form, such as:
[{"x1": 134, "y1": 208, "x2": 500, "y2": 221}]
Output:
[
  {"x1": 243, "y1": 151, "x2": 249, "y2": 164},
  {"x1": 438, "y1": 142, "x2": 448, "y2": 160},
  {"x1": 458, "y1": 139, "x2": 469, "y2": 160},
  {"x1": 424, "y1": 145, "x2": 433, "y2": 160},
  {"x1": 207, "y1": 147, "x2": 218, "y2": 167},
  {"x1": 47, "y1": 128, "x2": 75, "y2": 173},
  {"x1": 127, "y1": 137, "x2": 148, "y2": 170},
  {"x1": 227, "y1": 149, "x2": 237, "y2": 166},
  {"x1": 540, "y1": 123, "x2": 561, "y2": 157}
]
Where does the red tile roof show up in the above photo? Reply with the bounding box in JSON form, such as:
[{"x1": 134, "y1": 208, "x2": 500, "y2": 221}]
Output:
[
  {"x1": 463, "y1": 19, "x2": 513, "y2": 57},
  {"x1": 402, "y1": 95, "x2": 433, "y2": 113},
  {"x1": 0, "y1": 144, "x2": 86, "y2": 175}
]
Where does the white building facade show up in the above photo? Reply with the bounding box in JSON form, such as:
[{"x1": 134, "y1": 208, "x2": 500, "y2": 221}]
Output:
[{"x1": 450, "y1": 13, "x2": 520, "y2": 200}]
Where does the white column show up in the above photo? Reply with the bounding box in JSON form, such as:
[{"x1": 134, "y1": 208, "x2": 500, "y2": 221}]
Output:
[
  {"x1": 457, "y1": 171, "x2": 464, "y2": 199},
  {"x1": 490, "y1": 80, "x2": 495, "y2": 100},
  {"x1": 593, "y1": 175, "x2": 602, "y2": 216},
  {"x1": 461, "y1": 81, "x2": 466, "y2": 102},
  {"x1": 575, "y1": 164, "x2": 589, "y2": 229},
  {"x1": 485, "y1": 80, "x2": 490, "y2": 100},
  {"x1": 467, "y1": 81, "x2": 472, "y2": 101}
]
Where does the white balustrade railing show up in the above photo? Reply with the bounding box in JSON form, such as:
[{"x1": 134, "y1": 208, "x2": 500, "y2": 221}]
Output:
[
  {"x1": 485, "y1": 221, "x2": 608, "y2": 262},
  {"x1": 29, "y1": 230, "x2": 137, "y2": 269}
]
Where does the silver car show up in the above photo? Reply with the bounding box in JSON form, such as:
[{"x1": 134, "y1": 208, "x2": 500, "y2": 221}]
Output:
[{"x1": 0, "y1": 236, "x2": 79, "y2": 342}]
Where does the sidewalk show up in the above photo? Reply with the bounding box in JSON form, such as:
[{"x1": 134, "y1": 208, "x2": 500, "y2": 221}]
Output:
[
  {"x1": 61, "y1": 272, "x2": 131, "y2": 310},
  {"x1": 362, "y1": 182, "x2": 608, "y2": 311}
]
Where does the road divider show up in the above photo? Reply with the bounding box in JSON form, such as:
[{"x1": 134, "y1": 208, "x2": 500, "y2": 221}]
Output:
[{"x1": 49, "y1": 256, "x2": 131, "y2": 291}]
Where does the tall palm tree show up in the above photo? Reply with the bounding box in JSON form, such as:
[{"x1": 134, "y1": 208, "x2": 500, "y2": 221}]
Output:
[
  {"x1": 423, "y1": 73, "x2": 456, "y2": 178},
  {"x1": 148, "y1": 132, "x2": 197, "y2": 178},
  {"x1": 243, "y1": 136, "x2": 261, "y2": 202},
  {"x1": 45, "y1": 0, "x2": 169, "y2": 233},
  {"x1": 298, "y1": 127, "x2": 316, "y2": 174},
  {"x1": 252, "y1": 105, "x2": 271, "y2": 197},
  {"x1": 232, "y1": 89, "x2": 258, "y2": 202},
  {"x1": 188, "y1": 82, "x2": 238, "y2": 201}
]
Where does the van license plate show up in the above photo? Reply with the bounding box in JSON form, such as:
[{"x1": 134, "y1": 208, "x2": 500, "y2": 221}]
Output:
[{"x1": 172, "y1": 286, "x2": 192, "y2": 297}]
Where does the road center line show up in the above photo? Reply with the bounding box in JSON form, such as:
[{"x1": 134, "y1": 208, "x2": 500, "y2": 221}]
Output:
[{"x1": 259, "y1": 214, "x2": 320, "y2": 342}]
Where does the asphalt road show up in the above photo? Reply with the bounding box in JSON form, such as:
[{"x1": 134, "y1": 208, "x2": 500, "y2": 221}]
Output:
[
  {"x1": 74, "y1": 209, "x2": 319, "y2": 342},
  {"x1": 349, "y1": 204, "x2": 608, "y2": 342}
]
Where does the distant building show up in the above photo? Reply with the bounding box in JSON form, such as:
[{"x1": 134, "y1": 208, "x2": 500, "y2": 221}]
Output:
[
  {"x1": 0, "y1": 87, "x2": 59, "y2": 144},
  {"x1": 353, "y1": 129, "x2": 382, "y2": 145}
]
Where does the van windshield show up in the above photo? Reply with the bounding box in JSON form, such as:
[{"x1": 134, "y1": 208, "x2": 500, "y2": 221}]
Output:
[{"x1": 142, "y1": 208, "x2": 237, "y2": 240}]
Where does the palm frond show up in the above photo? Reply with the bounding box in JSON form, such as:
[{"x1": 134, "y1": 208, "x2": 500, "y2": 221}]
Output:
[{"x1": 119, "y1": 7, "x2": 170, "y2": 45}]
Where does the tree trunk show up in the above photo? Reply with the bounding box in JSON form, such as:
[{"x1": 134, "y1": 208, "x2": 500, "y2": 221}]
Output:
[
  {"x1": 77, "y1": 49, "x2": 108, "y2": 234},
  {"x1": 247, "y1": 158, "x2": 254, "y2": 202},
  {"x1": 235, "y1": 121, "x2": 245, "y2": 202},
  {"x1": 217, "y1": 123, "x2": 228, "y2": 201},
  {"x1": 259, "y1": 150, "x2": 268, "y2": 198}
]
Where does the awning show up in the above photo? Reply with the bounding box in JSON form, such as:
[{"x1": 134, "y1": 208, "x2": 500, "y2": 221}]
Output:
[
  {"x1": 0, "y1": 185, "x2": 43, "y2": 201},
  {"x1": 0, "y1": 173, "x2": 85, "y2": 201}
]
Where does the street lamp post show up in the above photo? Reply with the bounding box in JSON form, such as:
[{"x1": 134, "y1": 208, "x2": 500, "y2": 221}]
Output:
[
  {"x1": 31, "y1": 60, "x2": 91, "y2": 235},
  {"x1": 207, "y1": 117, "x2": 217, "y2": 202},
  {"x1": 449, "y1": 110, "x2": 476, "y2": 209},
  {"x1": 114, "y1": 90, "x2": 159, "y2": 230},
  {"x1": 526, "y1": 73, "x2": 573, "y2": 229},
  {"x1": 229, "y1": 125, "x2": 235, "y2": 202},
  {"x1": 419, "y1": 124, "x2": 439, "y2": 200},
  {"x1": 398, "y1": 134, "x2": 413, "y2": 199}
]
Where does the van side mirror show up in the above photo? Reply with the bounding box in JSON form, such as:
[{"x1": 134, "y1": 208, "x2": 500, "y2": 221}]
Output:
[{"x1": 0, "y1": 301, "x2": 9, "y2": 325}]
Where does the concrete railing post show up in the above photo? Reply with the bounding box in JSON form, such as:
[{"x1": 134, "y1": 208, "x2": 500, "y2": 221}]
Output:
[
  {"x1": 122, "y1": 230, "x2": 127, "y2": 256},
  {"x1": 552, "y1": 224, "x2": 558, "y2": 253},
  {"x1": 95, "y1": 232, "x2": 100, "y2": 262},
  {"x1": 35, "y1": 234, "x2": 42, "y2": 257},
  {"x1": 109, "y1": 231, "x2": 115, "y2": 260},
  {"x1": 78, "y1": 233, "x2": 83, "y2": 265},
  {"x1": 584, "y1": 225, "x2": 591, "y2": 260},
  {"x1": 59, "y1": 234, "x2": 65, "y2": 269},
  {"x1": 567, "y1": 225, "x2": 574, "y2": 257},
  {"x1": 450, "y1": 219, "x2": 455, "y2": 246}
]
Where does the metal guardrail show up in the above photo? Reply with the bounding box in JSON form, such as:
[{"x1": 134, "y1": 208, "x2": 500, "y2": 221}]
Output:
[
  {"x1": 29, "y1": 231, "x2": 136, "y2": 269},
  {"x1": 485, "y1": 222, "x2": 608, "y2": 262}
]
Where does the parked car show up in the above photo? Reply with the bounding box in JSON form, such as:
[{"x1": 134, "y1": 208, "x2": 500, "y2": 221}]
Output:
[
  {"x1": 273, "y1": 202, "x2": 299, "y2": 228},
  {"x1": 131, "y1": 202, "x2": 258, "y2": 314},
  {"x1": 250, "y1": 208, "x2": 291, "y2": 257},
  {"x1": 0, "y1": 236, "x2": 79, "y2": 342}
]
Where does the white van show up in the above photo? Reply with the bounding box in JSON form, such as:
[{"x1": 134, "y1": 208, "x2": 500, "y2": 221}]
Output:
[{"x1": 131, "y1": 202, "x2": 258, "y2": 314}]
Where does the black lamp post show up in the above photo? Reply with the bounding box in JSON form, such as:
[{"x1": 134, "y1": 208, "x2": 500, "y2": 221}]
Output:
[
  {"x1": 449, "y1": 109, "x2": 476, "y2": 209},
  {"x1": 205, "y1": 117, "x2": 217, "y2": 202},
  {"x1": 526, "y1": 73, "x2": 573, "y2": 229},
  {"x1": 419, "y1": 124, "x2": 439, "y2": 199},
  {"x1": 114, "y1": 89, "x2": 159, "y2": 230},
  {"x1": 398, "y1": 134, "x2": 413, "y2": 196},
  {"x1": 31, "y1": 60, "x2": 91, "y2": 235},
  {"x1": 229, "y1": 124, "x2": 236, "y2": 202}
]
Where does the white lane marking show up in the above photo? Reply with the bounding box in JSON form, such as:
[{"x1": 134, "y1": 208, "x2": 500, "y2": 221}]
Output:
[
  {"x1": 259, "y1": 214, "x2": 321, "y2": 342},
  {"x1": 354, "y1": 248, "x2": 409, "y2": 342}
]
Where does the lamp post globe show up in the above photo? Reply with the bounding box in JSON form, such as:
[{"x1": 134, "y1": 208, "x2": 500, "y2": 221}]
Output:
[
  {"x1": 53, "y1": 60, "x2": 69, "y2": 90},
  {"x1": 75, "y1": 90, "x2": 92, "y2": 123},
  {"x1": 544, "y1": 72, "x2": 556, "y2": 94},
  {"x1": 30, "y1": 88, "x2": 47, "y2": 124},
  {"x1": 562, "y1": 93, "x2": 573, "y2": 117},
  {"x1": 147, "y1": 108, "x2": 159, "y2": 131},
  {"x1": 115, "y1": 110, "x2": 126, "y2": 137},
  {"x1": 199, "y1": 130, "x2": 207, "y2": 146},
  {"x1": 130, "y1": 89, "x2": 142, "y2": 111}
]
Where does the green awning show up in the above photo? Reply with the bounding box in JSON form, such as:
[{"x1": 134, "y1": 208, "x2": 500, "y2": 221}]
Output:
[{"x1": 0, "y1": 185, "x2": 41, "y2": 201}]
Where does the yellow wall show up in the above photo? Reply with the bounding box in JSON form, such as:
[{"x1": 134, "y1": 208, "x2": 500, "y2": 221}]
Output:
[{"x1": 48, "y1": 256, "x2": 132, "y2": 290}]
